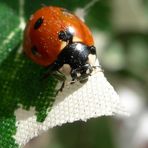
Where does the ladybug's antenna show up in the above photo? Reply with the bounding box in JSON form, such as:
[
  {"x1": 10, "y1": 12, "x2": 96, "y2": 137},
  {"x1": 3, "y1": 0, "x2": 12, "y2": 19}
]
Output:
[
  {"x1": 41, "y1": 3, "x2": 47, "y2": 7},
  {"x1": 74, "y1": 0, "x2": 100, "y2": 21}
]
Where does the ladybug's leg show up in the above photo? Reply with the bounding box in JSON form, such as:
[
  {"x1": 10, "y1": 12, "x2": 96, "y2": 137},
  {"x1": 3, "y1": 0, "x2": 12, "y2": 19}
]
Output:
[
  {"x1": 52, "y1": 71, "x2": 66, "y2": 81},
  {"x1": 78, "y1": 64, "x2": 93, "y2": 83},
  {"x1": 52, "y1": 71, "x2": 66, "y2": 93},
  {"x1": 41, "y1": 66, "x2": 66, "y2": 94},
  {"x1": 57, "y1": 81, "x2": 65, "y2": 93},
  {"x1": 80, "y1": 63, "x2": 93, "y2": 75},
  {"x1": 58, "y1": 29, "x2": 73, "y2": 44},
  {"x1": 41, "y1": 60, "x2": 64, "y2": 80},
  {"x1": 92, "y1": 65, "x2": 103, "y2": 71},
  {"x1": 70, "y1": 69, "x2": 78, "y2": 83},
  {"x1": 70, "y1": 64, "x2": 93, "y2": 83},
  {"x1": 41, "y1": 69, "x2": 66, "y2": 82}
]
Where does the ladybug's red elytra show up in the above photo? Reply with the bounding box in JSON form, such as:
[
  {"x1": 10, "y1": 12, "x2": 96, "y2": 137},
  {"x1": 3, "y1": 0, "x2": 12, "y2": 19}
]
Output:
[{"x1": 23, "y1": 6, "x2": 96, "y2": 82}]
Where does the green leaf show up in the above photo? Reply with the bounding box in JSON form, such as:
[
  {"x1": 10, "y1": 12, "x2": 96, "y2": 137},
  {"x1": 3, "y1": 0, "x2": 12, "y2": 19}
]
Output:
[
  {"x1": 0, "y1": 117, "x2": 18, "y2": 148},
  {"x1": 0, "y1": 1, "x2": 58, "y2": 147},
  {"x1": 0, "y1": 3, "x2": 21, "y2": 64},
  {"x1": 0, "y1": 4, "x2": 21, "y2": 147},
  {"x1": 0, "y1": 48, "x2": 58, "y2": 118}
]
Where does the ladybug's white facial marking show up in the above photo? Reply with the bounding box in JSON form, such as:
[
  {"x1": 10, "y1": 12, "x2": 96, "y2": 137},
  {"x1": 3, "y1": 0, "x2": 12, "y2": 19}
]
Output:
[
  {"x1": 59, "y1": 64, "x2": 71, "y2": 75},
  {"x1": 86, "y1": 69, "x2": 91, "y2": 74},
  {"x1": 88, "y1": 54, "x2": 96, "y2": 66},
  {"x1": 77, "y1": 73, "x2": 81, "y2": 77}
]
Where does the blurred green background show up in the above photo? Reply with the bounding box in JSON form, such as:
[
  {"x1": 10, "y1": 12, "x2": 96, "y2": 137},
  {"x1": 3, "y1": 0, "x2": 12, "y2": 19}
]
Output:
[{"x1": 1, "y1": 0, "x2": 148, "y2": 148}]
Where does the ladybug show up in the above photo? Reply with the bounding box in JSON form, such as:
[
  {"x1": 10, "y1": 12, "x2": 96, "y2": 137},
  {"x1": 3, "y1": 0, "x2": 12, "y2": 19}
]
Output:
[{"x1": 23, "y1": 6, "x2": 96, "y2": 83}]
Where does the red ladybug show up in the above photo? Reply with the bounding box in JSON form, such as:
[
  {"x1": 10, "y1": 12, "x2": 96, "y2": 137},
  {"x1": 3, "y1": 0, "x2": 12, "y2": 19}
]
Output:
[{"x1": 23, "y1": 6, "x2": 96, "y2": 82}]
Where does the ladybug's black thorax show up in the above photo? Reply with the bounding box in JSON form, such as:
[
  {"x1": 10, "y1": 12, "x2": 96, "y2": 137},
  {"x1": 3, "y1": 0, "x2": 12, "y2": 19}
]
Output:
[{"x1": 58, "y1": 42, "x2": 90, "y2": 69}]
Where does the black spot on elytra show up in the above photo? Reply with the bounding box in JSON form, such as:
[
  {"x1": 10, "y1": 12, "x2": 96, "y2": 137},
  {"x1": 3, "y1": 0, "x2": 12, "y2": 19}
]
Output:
[
  {"x1": 34, "y1": 17, "x2": 43, "y2": 29},
  {"x1": 31, "y1": 46, "x2": 38, "y2": 55}
]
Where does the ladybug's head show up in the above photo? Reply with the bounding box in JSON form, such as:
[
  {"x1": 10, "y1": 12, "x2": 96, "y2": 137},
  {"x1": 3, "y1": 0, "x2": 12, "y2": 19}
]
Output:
[{"x1": 57, "y1": 28, "x2": 97, "y2": 83}]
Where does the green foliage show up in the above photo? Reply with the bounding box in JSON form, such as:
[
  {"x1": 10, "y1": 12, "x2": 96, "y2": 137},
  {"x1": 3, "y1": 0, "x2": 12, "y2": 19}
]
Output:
[
  {"x1": 51, "y1": 118, "x2": 114, "y2": 148},
  {"x1": 86, "y1": 0, "x2": 111, "y2": 30},
  {"x1": 0, "y1": 3, "x2": 21, "y2": 64},
  {"x1": 24, "y1": 0, "x2": 92, "y2": 19},
  {"x1": 0, "y1": 48, "x2": 58, "y2": 119},
  {"x1": 0, "y1": 1, "x2": 58, "y2": 147},
  {"x1": 0, "y1": 117, "x2": 18, "y2": 148}
]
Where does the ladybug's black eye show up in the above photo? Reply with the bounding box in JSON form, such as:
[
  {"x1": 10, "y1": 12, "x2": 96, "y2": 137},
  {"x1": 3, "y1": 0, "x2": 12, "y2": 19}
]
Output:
[
  {"x1": 89, "y1": 45, "x2": 96, "y2": 55},
  {"x1": 31, "y1": 46, "x2": 38, "y2": 55},
  {"x1": 34, "y1": 17, "x2": 43, "y2": 29}
]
